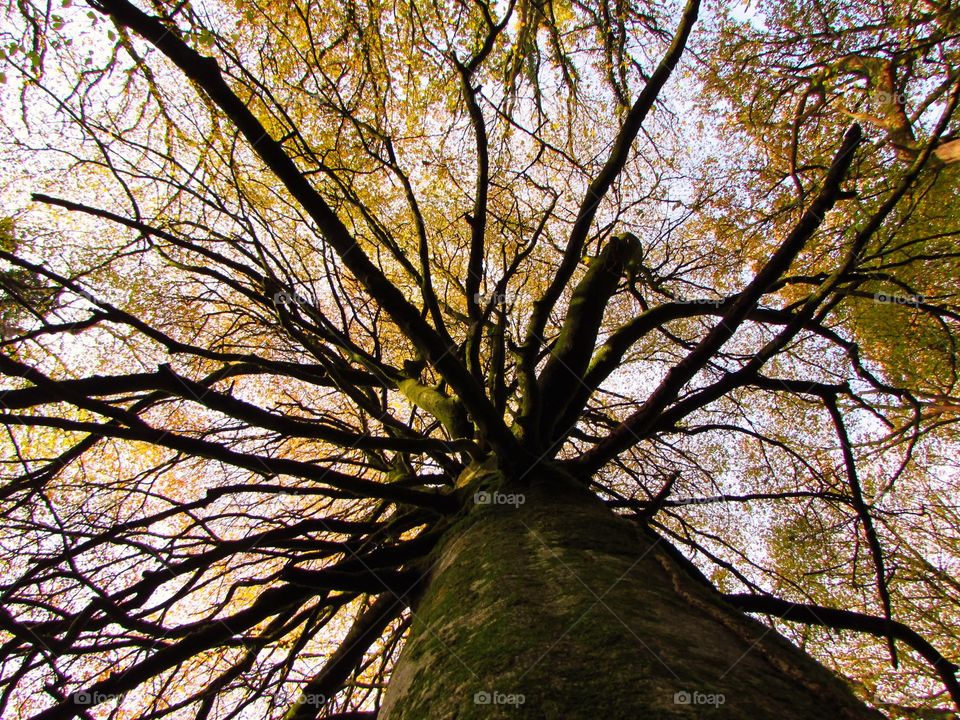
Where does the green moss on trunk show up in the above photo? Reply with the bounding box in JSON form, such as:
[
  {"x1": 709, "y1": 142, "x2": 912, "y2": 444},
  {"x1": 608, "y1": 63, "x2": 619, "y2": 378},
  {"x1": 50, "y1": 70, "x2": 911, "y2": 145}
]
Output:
[{"x1": 380, "y1": 466, "x2": 883, "y2": 719}]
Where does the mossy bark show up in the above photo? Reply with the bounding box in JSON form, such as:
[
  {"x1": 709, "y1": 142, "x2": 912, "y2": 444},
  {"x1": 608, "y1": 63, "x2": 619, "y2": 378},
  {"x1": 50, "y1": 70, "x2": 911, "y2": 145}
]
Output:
[{"x1": 380, "y1": 466, "x2": 883, "y2": 719}]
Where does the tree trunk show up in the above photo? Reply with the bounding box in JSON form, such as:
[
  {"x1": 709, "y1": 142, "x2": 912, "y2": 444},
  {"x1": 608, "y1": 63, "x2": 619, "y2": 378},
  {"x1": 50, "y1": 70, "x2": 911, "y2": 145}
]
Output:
[{"x1": 380, "y1": 463, "x2": 883, "y2": 719}]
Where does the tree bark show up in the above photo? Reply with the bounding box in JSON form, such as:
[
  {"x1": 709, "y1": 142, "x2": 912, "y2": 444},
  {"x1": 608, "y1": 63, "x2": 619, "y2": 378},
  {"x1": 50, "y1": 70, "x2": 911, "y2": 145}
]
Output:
[{"x1": 380, "y1": 464, "x2": 883, "y2": 719}]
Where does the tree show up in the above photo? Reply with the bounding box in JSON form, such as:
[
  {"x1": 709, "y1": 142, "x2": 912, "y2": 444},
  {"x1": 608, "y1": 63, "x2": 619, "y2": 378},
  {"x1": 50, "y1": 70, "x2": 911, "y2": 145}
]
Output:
[{"x1": 0, "y1": 0, "x2": 958, "y2": 716}]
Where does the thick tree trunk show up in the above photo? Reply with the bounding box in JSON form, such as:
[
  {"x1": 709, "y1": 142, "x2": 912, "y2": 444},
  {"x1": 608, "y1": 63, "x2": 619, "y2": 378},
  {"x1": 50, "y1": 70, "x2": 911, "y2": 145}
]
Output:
[{"x1": 380, "y1": 464, "x2": 883, "y2": 719}]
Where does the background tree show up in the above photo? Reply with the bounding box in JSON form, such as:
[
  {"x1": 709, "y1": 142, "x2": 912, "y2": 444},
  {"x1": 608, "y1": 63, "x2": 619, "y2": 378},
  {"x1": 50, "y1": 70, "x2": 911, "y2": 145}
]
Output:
[{"x1": 0, "y1": 0, "x2": 958, "y2": 717}]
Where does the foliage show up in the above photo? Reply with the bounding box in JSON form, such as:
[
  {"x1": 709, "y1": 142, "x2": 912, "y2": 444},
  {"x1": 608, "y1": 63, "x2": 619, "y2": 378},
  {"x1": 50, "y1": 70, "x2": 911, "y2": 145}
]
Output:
[{"x1": 0, "y1": 0, "x2": 958, "y2": 717}]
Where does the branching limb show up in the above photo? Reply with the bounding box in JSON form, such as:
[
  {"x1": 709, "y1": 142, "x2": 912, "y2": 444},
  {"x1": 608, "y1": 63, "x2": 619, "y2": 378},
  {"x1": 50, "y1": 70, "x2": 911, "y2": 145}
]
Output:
[
  {"x1": 572, "y1": 124, "x2": 863, "y2": 475},
  {"x1": 825, "y1": 396, "x2": 899, "y2": 668},
  {"x1": 86, "y1": 0, "x2": 520, "y2": 460},
  {"x1": 723, "y1": 593, "x2": 960, "y2": 709},
  {"x1": 519, "y1": 0, "x2": 700, "y2": 420}
]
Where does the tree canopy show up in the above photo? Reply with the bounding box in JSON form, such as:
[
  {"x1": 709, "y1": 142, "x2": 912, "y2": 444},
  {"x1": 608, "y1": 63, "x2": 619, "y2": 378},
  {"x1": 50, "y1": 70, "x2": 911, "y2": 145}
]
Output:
[{"x1": 0, "y1": 0, "x2": 959, "y2": 716}]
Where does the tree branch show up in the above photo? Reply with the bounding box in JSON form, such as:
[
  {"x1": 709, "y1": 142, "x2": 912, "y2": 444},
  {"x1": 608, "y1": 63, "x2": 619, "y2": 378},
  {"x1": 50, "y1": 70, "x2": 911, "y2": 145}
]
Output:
[{"x1": 723, "y1": 593, "x2": 960, "y2": 709}]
